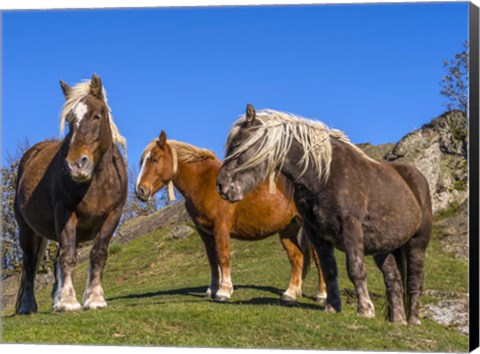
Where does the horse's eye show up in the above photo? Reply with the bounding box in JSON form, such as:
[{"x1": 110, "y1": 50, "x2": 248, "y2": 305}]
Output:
[
  {"x1": 94, "y1": 114, "x2": 101, "y2": 120},
  {"x1": 151, "y1": 158, "x2": 158, "y2": 163}
]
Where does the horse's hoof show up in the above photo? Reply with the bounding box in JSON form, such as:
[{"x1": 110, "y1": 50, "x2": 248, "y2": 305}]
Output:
[
  {"x1": 316, "y1": 297, "x2": 327, "y2": 306},
  {"x1": 281, "y1": 293, "x2": 296, "y2": 302},
  {"x1": 359, "y1": 309, "x2": 375, "y2": 318},
  {"x1": 214, "y1": 295, "x2": 230, "y2": 303},
  {"x1": 316, "y1": 293, "x2": 327, "y2": 306},
  {"x1": 83, "y1": 299, "x2": 107, "y2": 310},
  {"x1": 17, "y1": 305, "x2": 37, "y2": 315},
  {"x1": 53, "y1": 301, "x2": 82, "y2": 313},
  {"x1": 408, "y1": 317, "x2": 421, "y2": 325},
  {"x1": 324, "y1": 304, "x2": 338, "y2": 313}
]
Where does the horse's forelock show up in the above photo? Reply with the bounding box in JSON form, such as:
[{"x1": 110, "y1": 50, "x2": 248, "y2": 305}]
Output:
[
  {"x1": 59, "y1": 79, "x2": 127, "y2": 161},
  {"x1": 225, "y1": 110, "x2": 334, "y2": 183}
]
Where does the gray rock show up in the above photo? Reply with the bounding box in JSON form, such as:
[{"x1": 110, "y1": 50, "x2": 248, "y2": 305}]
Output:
[
  {"x1": 421, "y1": 294, "x2": 469, "y2": 335},
  {"x1": 359, "y1": 111, "x2": 468, "y2": 214},
  {"x1": 170, "y1": 224, "x2": 195, "y2": 239},
  {"x1": 117, "y1": 202, "x2": 190, "y2": 243}
]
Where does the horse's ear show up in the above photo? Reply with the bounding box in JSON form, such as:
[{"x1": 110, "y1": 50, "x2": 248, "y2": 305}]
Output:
[
  {"x1": 60, "y1": 80, "x2": 71, "y2": 99},
  {"x1": 245, "y1": 103, "x2": 256, "y2": 125},
  {"x1": 158, "y1": 131, "x2": 167, "y2": 149},
  {"x1": 90, "y1": 73, "x2": 104, "y2": 99}
]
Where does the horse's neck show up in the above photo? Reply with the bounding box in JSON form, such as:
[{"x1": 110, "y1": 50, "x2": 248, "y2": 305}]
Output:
[
  {"x1": 280, "y1": 139, "x2": 325, "y2": 193},
  {"x1": 172, "y1": 159, "x2": 217, "y2": 200}
]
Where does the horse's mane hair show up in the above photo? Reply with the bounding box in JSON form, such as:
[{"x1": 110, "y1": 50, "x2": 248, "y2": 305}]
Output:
[
  {"x1": 225, "y1": 109, "x2": 377, "y2": 183},
  {"x1": 140, "y1": 138, "x2": 218, "y2": 166},
  {"x1": 59, "y1": 80, "x2": 127, "y2": 158}
]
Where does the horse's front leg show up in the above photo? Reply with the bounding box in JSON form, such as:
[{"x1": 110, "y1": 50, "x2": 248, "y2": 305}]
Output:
[
  {"x1": 212, "y1": 224, "x2": 233, "y2": 302},
  {"x1": 304, "y1": 222, "x2": 341, "y2": 313},
  {"x1": 278, "y1": 223, "x2": 304, "y2": 302},
  {"x1": 343, "y1": 215, "x2": 375, "y2": 318},
  {"x1": 83, "y1": 207, "x2": 122, "y2": 310},
  {"x1": 197, "y1": 229, "x2": 220, "y2": 299},
  {"x1": 53, "y1": 209, "x2": 81, "y2": 312}
]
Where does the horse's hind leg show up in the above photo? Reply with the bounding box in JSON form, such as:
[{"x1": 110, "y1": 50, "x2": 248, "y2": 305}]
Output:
[
  {"x1": 212, "y1": 224, "x2": 233, "y2": 302},
  {"x1": 278, "y1": 223, "x2": 304, "y2": 301},
  {"x1": 197, "y1": 229, "x2": 220, "y2": 299},
  {"x1": 312, "y1": 248, "x2": 327, "y2": 305},
  {"x1": 16, "y1": 223, "x2": 47, "y2": 314},
  {"x1": 373, "y1": 253, "x2": 406, "y2": 324},
  {"x1": 405, "y1": 229, "x2": 430, "y2": 325}
]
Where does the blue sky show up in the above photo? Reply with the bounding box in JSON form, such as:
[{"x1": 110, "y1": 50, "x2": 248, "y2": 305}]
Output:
[{"x1": 1, "y1": 3, "x2": 469, "y2": 169}]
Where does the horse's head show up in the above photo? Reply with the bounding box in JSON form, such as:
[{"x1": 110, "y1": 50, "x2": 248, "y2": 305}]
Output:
[
  {"x1": 135, "y1": 131, "x2": 176, "y2": 201},
  {"x1": 217, "y1": 104, "x2": 270, "y2": 202},
  {"x1": 60, "y1": 74, "x2": 113, "y2": 183}
]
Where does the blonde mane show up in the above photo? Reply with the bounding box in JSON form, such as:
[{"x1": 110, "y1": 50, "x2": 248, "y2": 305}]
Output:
[
  {"x1": 140, "y1": 139, "x2": 218, "y2": 166},
  {"x1": 225, "y1": 109, "x2": 378, "y2": 183},
  {"x1": 59, "y1": 80, "x2": 127, "y2": 158}
]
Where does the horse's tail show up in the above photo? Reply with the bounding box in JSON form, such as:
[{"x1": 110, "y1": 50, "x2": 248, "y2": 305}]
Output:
[
  {"x1": 383, "y1": 247, "x2": 408, "y2": 321},
  {"x1": 297, "y1": 227, "x2": 312, "y2": 280},
  {"x1": 15, "y1": 236, "x2": 48, "y2": 313}
]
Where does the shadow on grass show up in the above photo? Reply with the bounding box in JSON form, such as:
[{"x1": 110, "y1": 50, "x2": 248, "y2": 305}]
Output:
[
  {"x1": 107, "y1": 285, "x2": 208, "y2": 301},
  {"x1": 107, "y1": 284, "x2": 325, "y2": 310}
]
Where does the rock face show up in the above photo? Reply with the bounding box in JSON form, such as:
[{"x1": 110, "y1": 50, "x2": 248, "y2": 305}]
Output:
[
  {"x1": 117, "y1": 201, "x2": 191, "y2": 243},
  {"x1": 359, "y1": 111, "x2": 468, "y2": 214}
]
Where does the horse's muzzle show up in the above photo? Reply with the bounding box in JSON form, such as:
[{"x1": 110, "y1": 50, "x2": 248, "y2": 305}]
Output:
[
  {"x1": 135, "y1": 185, "x2": 151, "y2": 202},
  {"x1": 65, "y1": 156, "x2": 93, "y2": 183},
  {"x1": 216, "y1": 181, "x2": 243, "y2": 203}
]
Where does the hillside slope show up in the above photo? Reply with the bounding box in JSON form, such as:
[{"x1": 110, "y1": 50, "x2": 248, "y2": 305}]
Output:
[{"x1": 1, "y1": 111, "x2": 469, "y2": 349}]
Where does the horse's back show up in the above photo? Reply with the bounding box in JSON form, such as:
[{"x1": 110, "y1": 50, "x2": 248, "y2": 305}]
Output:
[{"x1": 18, "y1": 140, "x2": 62, "y2": 182}]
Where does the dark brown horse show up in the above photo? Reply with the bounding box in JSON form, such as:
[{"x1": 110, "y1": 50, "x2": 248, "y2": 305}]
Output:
[
  {"x1": 15, "y1": 74, "x2": 128, "y2": 314},
  {"x1": 135, "y1": 131, "x2": 326, "y2": 302},
  {"x1": 217, "y1": 104, "x2": 432, "y2": 324}
]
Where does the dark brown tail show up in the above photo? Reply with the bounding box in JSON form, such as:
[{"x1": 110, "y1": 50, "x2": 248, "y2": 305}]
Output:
[
  {"x1": 15, "y1": 236, "x2": 47, "y2": 313},
  {"x1": 297, "y1": 228, "x2": 312, "y2": 280}
]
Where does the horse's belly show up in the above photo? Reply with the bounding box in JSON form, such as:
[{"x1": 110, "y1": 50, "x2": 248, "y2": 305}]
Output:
[
  {"x1": 362, "y1": 216, "x2": 419, "y2": 255},
  {"x1": 16, "y1": 184, "x2": 58, "y2": 241}
]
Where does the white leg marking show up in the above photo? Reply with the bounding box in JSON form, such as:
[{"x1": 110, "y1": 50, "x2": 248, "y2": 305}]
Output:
[
  {"x1": 52, "y1": 261, "x2": 81, "y2": 312},
  {"x1": 83, "y1": 265, "x2": 107, "y2": 310}
]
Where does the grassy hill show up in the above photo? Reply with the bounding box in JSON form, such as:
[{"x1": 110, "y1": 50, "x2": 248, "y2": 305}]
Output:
[{"x1": 0, "y1": 202, "x2": 468, "y2": 351}]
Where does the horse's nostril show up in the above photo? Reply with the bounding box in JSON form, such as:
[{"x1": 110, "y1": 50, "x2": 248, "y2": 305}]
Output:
[
  {"x1": 216, "y1": 183, "x2": 223, "y2": 194},
  {"x1": 136, "y1": 186, "x2": 151, "y2": 200},
  {"x1": 79, "y1": 155, "x2": 89, "y2": 168}
]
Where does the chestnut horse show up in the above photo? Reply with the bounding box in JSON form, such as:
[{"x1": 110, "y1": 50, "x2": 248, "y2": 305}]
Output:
[
  {"x1": 15, "y1": 74, "x2": 128, "y2": 314},
  {"x1": 217, "y1": 104, "x2": 432, "y2": 324},
  {"x1": 135, "y1": 131, "x2": 326, "y2": 302}
]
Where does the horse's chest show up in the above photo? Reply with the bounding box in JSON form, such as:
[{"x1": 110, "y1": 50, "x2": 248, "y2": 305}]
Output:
[{"x1": 185, "y1": 202, "x2": 214, "y2": 233}]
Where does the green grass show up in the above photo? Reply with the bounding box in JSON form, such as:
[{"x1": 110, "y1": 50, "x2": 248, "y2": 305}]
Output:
[{"x1": 1, "y1": 224, "x2": 468, "y2": 351}]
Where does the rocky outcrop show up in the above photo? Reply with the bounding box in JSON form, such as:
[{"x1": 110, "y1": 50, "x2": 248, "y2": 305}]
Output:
[
  {"x1": 356, "y1": 143, "x2": 395, "y2": 161},
  {"x1": 359, "y1": 111, "x2": 468, "y2": 214},
  {"x1": 117, "y1": 201, "x2": 191, "y2": 243}
]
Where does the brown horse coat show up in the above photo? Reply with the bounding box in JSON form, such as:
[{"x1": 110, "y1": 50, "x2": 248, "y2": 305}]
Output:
[
  {"x1": 15, "y1": 74, "x2": 127, "y2": 314},
  {"x1": 217, "y1": 105, "x2": 432, "y2": 324},
  {"x1": 136, "y1": 133, "x2": 326, "y2": 302}
]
